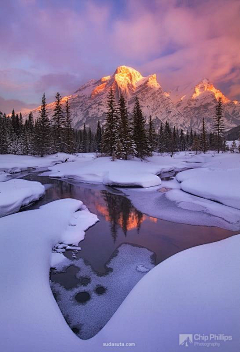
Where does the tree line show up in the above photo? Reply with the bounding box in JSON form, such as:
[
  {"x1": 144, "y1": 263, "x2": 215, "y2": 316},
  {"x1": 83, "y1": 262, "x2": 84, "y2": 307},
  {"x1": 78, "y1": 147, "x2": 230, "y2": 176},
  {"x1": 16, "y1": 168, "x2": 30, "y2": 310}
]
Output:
[
  {"x1": 100, "y1": 90, "x2": 228, "y2": 159},
  {"x1": 0, "y1": 91, "x2": 232, "y2": 157}
]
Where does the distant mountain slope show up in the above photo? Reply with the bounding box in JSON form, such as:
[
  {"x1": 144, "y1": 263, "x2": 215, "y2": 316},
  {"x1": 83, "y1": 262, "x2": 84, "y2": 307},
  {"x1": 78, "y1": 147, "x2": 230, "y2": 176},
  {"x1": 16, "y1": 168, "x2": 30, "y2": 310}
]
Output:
[
  {"x1": 225, "y1": 125, "x2": 240, "y2": 140},
  {"x1": 175, "y1": 79, "x2": 240, "y2": 131},
  {"x1": 23, "y1": 66, "x2": 240, "y2": 132}
]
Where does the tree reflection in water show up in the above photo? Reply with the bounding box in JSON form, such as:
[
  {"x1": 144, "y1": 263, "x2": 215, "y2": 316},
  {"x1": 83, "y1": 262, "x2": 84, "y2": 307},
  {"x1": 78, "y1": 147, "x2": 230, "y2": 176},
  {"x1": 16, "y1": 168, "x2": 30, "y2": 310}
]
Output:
[{"x1": 102, "y1": 190, "x2": 144, "y2": 241}]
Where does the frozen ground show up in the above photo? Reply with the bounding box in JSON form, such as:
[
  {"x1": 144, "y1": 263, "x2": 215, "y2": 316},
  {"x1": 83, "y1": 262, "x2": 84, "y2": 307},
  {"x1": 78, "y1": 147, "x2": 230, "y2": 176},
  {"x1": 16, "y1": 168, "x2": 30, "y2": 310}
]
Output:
[
  {"x1": 0, "y1": 197, "x2": 239, "y2": 352},
  {"x1": 0, "y1": 179, "x2": 45, "y2": 217}
]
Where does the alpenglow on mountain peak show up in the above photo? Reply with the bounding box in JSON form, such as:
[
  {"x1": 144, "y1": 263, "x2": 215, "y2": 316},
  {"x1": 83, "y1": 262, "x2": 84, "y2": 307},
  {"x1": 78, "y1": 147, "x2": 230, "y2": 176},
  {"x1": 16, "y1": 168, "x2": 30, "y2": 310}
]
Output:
[
  {"x1": 23, "y1": 65, "x2": 240, "y2": 132},
  {"x1": 191, "y1": 78, "x2": 230, "y2": 103}
]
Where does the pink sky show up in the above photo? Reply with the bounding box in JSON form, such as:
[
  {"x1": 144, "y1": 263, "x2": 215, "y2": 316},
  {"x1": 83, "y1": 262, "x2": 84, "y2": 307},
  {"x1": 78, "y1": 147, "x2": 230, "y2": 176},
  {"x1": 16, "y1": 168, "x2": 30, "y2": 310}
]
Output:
[{"x1": 0, "y1": 0, "x2": 240, "y2": 113}]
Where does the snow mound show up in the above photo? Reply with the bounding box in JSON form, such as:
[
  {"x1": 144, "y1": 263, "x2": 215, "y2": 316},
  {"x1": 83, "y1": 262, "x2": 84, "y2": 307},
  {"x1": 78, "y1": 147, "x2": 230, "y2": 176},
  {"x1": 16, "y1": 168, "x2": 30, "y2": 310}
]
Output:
[
  {"x1": 103, "y1": 171, "x2": 161, "y2": 188},
  {"x1": 99, "y1": 235, "x2": 240, "y2": 352},
  {"x1": 177, "y1": 168, "x2": 240, "y2": 209},
  {"x1": 48, "y1": 155, "x2": 189, "y2": 188},
  {"x1": 0, "y1": 179, "x2": 45, "y2": 217},
  {"x1": 0, "y1": 171, "x2": 9, "y2": 182},
  {"x1": 0, "y1": 153, "x2": 79, "y2": 174},
  {"x1": 123, "y1": 186, "x2": 240, "y2": 230},
  {"x1": 0, "y1": 199, "x2": 99, "y2": 352},
  {"x1": 0, "y1": 197, "x2": 239, "y2": 351},
  {"x1": 166, "y1": 189, "x2": 240, "y2": 227}
]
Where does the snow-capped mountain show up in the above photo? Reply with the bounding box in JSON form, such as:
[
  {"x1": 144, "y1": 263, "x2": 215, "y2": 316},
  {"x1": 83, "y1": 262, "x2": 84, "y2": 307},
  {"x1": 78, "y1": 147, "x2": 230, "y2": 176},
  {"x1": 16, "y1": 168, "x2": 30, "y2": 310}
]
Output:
[
  {"x1": 28, "y1": 66, "x2": 184, "y2": 130},
  {"x1": 175, "y1": 78, "x2": 240, "y2": 131},
  {"x1": 26, "y1": 66, "x2": 240, "y2": 132}
]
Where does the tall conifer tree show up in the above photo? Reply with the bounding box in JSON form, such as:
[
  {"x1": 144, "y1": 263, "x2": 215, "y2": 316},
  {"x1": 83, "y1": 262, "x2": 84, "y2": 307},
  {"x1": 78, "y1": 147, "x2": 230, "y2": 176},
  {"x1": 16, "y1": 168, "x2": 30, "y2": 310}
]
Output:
[
  {"x1": 52, "y1": 92, "x2": 64, "y2": 152},
  {"x1": 214, "y1": 97, "x2": 224, "y2": 153},
  {"x1": 118, "y1": 94, "x2": 134, "y2": 160},
  {"x1": 132, "y1": 97, "x2": 149, "y2": 159},
  {"x1": 101, "y1": 89, "x2": 119, "y2": 159}
]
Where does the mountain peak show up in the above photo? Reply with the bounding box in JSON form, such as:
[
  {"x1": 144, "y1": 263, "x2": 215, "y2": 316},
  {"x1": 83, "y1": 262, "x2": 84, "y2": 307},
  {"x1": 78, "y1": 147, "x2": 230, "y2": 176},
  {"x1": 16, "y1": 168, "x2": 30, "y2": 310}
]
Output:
[
  {"x1": 192, "y1": 79, "x2": 230, "y2": 103},
  {"x1": 114, "y1": 65, "x2": 141, "y2": 75},
  {"x1": 114, "y1": 66, "x2": 143, "y2": 86}
]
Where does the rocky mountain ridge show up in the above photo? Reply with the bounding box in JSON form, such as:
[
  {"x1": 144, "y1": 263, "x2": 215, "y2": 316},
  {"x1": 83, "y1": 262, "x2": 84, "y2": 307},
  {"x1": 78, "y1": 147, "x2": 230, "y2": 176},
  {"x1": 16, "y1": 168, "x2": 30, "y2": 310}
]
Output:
[{"x1": 25, "y1": 66, "x2": 240, "y2": 132}]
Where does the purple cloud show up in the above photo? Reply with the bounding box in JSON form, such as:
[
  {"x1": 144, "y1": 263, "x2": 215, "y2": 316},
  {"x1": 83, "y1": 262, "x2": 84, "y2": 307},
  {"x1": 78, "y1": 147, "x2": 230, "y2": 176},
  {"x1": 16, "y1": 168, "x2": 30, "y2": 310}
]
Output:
[{"x1": 0, "y1": 0, "x2": 239, "y2": 110}]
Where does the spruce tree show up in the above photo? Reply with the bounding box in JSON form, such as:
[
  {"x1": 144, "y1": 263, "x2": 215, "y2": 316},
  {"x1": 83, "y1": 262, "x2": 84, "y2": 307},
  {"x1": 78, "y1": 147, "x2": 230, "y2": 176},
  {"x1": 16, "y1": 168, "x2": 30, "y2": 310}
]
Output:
[
  {"x1": 118, "y1": 94, "x2": 134, "y2": 160},
  {"x1": 38, "y1": 93, "x2": 51, "y2": 156},
  {"x1": 200, "y1": 117, "x2": 207, "y2": 153},
  {"x1": 189, "y1": 128, "x2": 194, "y2": 149},
  {"x1": 186, "y1": 130, "x2": 190, "y2": 150},
  {"x1": 88, "y1": 127, "x2": 93, "y2": 152},
  {"x1": 193, "y1": 133, "x2": 200, "y2": 154},
  {"x1": 101, "y1": 88, "x2": 119, "y2": 159},
  {"x1": 133, "y1": 97, "x2": 149, "y2": 159},
  {"x1": 0, "y1": 113, "x2": 8, "y2": 154},
  {"x1": 179, "y1": 129, "x2": 186, "y2": 151},
  {"x1": 170, "y1": 126, "x2": 177, "y2": 156},
  {"x1": 95, "y1": 121, "x2": 102, "y2": 153},
  {"x1": 164, "y1": 121, "x2": 172, "y2": 152},
  {"x1": 64, "y1": 99, "x2": 74, "y2": 154},
  {"x1": 158, "y1": 123, "x2": 164, "y2": 153},
  {"x1": 82, "y1": 123, "x2": 88, "y2": 153},
  {"x1": 52, "y1": 92, "x2": 64, "y2": 152},
  {"x1": 214, "y1": 97, "x2": 224, "y2": 153},
  {"x1": 148, "y1": 116, "x2": 156, "y2": 155}
]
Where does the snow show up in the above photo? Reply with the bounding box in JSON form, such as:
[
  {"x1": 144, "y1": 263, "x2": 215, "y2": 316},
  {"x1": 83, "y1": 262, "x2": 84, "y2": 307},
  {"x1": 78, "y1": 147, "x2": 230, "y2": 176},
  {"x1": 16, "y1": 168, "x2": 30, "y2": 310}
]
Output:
[
  {"x1": 123, "y1": 186, "x2": 240, "y2": 230},
  {"x1": 166, "y1": 189, "x2": 240, "y2": 227},
  {"x1": 98, "y1": 235, "x2": 240, "y2": 352},
  {"x1": 0, "y1": 199, "x2": 99, "y2": 352},
  {"x1": 0, "y1": 196, "x2": 239, "y2": 351},
  {"x1": 0, "y1": 179, "x2": 45, "y2": 217},
  {"x1": 116, "y1": 153, "x2": 240, "y2": 230},
  {"x1": 0, "y1": 171, "x2": 9, "y2": 182},
  {"x1": 103, "y1": 171, "x2": 161, "y2": 188},
  {"x1": 177, "y1": 166, "x2": 240, "y2": 210},
  {"x1": 48, "y1": 155, "x2": 188, "y2": 188},
  {"x1": 0, "y1": 153, "x2": 79, "y2": 174}
]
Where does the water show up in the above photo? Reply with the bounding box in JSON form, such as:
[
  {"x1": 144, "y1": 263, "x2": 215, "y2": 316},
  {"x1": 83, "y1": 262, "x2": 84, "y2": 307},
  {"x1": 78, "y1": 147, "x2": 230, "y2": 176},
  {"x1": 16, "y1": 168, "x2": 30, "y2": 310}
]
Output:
[{"x1": 23, "y1": 173, "x2": 237, "y2": 339}]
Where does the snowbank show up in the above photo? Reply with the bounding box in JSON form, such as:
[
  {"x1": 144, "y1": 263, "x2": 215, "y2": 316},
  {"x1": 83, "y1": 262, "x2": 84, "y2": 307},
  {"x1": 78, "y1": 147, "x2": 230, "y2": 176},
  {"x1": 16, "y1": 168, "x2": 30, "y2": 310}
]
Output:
[
  {"x1": 98, "y1": 235, "x2": 240, "y2": 352},
  {"x1": 0, "y1": 199, "x2": 98, "y2": 352},
  {"x1": 0, "y1": 199, "x2": 239, "y2": 351},
  {"x1": 0, "y1": 171, "x2": 9, "y2": 182},
  {"x1": 103, "y1": 171, "x2": 161, "y2": 187},
  {"x1": 48, "y1": 155, "x2": 189, "y2": 188},
  {"x1": 0, "y1": 153, "x2": 79, "y2": 174},
  {"x1": 123, "y1": 186, "x2": 240, "y2": 230},
  {"x1": 177, "y1": 167, "x2": 240, "y2": 209},
  {"x1": 0, "y1": 179, "x2": 45, "y2": 217}
]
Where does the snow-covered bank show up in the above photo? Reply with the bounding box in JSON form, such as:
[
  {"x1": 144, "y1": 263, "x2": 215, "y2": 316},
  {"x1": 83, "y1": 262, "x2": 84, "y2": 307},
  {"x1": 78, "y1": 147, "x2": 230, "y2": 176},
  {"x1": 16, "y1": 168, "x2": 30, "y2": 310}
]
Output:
[
  {"x1": 177, "y1": 159, "x2": 240, "y2": 210},
  {"x1": 48, "y1": 155, "x2": 188, "y2": 188},
  {"x1": 0, "y1": 153, "x2": 80, "y2": 174},
  {"x1": 98, "y1": 235, "x2": 240, "y2": 352},
  {"x1": 0, "y1": 199, "x2": 98, "y2": 352},
  {"x1": 123, "y1": 186, "x2": 240, "y2": 230},
  {"x1": 0, "y1": 179, "x2": 45, "y2": 217},
  {"x1": 119, "y1": 153, "x2": 240, "y2": 229},
  {"x1": 0, "y1": 199, "x2": 239, "y2": 351}
]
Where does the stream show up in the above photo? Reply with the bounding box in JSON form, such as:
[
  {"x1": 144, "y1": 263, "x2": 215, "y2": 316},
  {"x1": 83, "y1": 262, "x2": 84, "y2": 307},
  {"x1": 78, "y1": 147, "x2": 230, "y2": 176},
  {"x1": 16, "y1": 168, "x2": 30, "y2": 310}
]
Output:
[{"x1": 21, "y1": 172, "x2": 237, "y2": 339}]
